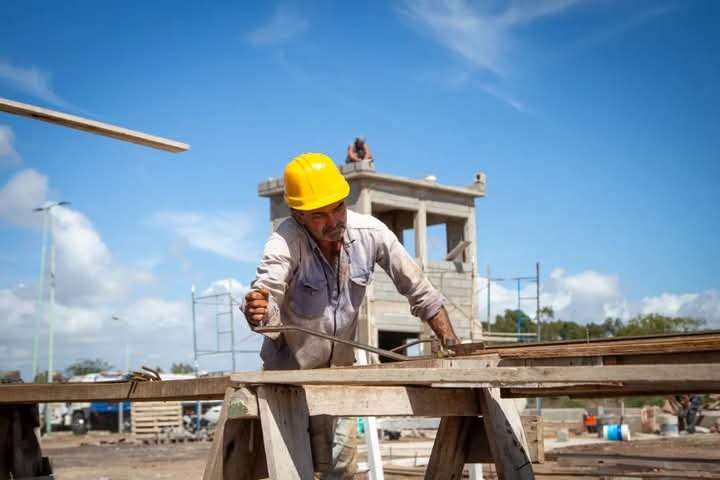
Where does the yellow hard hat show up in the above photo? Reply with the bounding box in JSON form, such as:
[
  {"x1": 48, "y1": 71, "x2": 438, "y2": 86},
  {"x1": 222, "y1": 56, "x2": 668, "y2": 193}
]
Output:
[{"x1": 283, "y1": 153, "x2": 350, "y2": 211}]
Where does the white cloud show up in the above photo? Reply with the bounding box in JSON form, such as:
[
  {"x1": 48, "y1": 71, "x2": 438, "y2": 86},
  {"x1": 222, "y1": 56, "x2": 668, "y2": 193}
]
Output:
[
  {"x1": 0, "y1": 169, "x2": 48, "y2": 227},
  {"x1": 247, "y1": 5, "x2": 308, "y2": 46},
  {"x1": 398, "y1": 0, "x2": 579, "y2": 111},
  {"x1": 479, "y1": 267, "x2": 720, "y2": 329},
  {"x1": 52, "y1": 207, "x2": 153, "y2": 305},
  {"x1": 0, "y1": 125, "x2": 21, "y2": 167},
  {"x1": 202, "y1": 278, "x2": 250, "y2": 299},
  {"x1": 0, "y1": 170, "x2": 152, "y2": 306},
  {"x1": 0, "y1": 59, "x2": 69, "y2": 107},
  {"x1": 152, "y1": 210, "x2": 261, "y2": 262},
  {"x1": 399, "y1": 0, "x2": 578, "y2": 76},
  {"x1": 0, "y1": 170, "x2": 262, "y2": 379}
]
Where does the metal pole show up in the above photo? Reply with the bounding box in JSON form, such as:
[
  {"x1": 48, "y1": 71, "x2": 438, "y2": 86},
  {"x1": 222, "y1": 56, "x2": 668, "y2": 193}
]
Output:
[
  {"x1": 120, "y1": 326, "x2": 130, "y2": 433},
  {"x1": 536, "y1": 262, "x2": 541, "y2": 342},
  {"x1": 535, "y1": 262, "x2": 542, "y2": 416},
  {"x1": 516, "y1": 278, "x2": 521, "y2": 335},
  {"x1": 192, "y1": 285, "x2": 201, "y2": 432},
  {"x1": 45, "y1": 214, "x2": 56, "y2": 434},
  {"x1": 486, "y1": 265, "x2": 491, "y2": 335},
  {"x1": 228, "y1": 281, "x2": 236, "y2": 372},
  {"x1": 32, "y1": 210, "x2": 50, "y2": 381}
]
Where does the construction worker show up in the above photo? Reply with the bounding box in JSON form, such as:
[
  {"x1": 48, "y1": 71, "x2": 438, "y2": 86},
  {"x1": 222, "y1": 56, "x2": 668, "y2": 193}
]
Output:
[
  {"x1": 346, "y1": 136, "x2": 373, "y2": 163},
  {"x1": 244, "y1": 152, "x2": 459, "y2": 478}
]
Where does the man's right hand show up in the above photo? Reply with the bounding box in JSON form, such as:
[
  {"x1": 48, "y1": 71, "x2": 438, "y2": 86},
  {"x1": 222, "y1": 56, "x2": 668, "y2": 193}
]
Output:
[{"x1": 244, "y1": 289, "x2": 269, "y2": 327}]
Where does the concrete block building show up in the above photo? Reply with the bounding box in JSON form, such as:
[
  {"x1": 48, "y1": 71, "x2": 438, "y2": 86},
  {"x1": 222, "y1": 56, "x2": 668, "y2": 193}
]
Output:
[{"x1": 258, "y1": 160, "x2": 485, "y2": 356}]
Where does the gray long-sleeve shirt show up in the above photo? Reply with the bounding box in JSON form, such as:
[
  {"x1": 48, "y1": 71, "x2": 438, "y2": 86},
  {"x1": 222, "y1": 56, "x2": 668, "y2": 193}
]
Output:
[{"x1": 250, "y1": 210, "x2": 446, "y2": 370}]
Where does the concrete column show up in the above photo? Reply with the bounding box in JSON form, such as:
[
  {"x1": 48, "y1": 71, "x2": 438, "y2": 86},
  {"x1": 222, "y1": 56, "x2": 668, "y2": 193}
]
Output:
[
  {"x1": 356, "y1": 186, "x2": 377, "y2": 352},
  {"x1": 356, "y1": 185, "x2": 372, "y2": 215},
  {"x1": 446, "y1": 220, "x2": 466, "y2": 261},
  {"x1": 464, "y1": 208, "x2": 476, "y2": 266},
  {"x1": 465, "y1": 208, "x2": 479, "y2": 340},
  {"x1": 414, "y1": 201, "x2": 432, "y2": 354},
  {"x1": 414, "y1": 201, "x2": 427, "y2": 269}
]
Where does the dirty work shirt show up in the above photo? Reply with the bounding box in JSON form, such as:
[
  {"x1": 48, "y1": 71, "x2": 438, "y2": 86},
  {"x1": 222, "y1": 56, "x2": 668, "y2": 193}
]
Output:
[{"x1": 250, "y1": 210, "x2": 445, "y2": 370}]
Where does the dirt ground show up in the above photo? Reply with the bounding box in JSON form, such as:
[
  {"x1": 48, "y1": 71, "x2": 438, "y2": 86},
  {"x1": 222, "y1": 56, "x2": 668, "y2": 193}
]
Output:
[
  {"x1": 42, "y1": 431, "x2": 720, "y2": 479},
  {"x1": 43, "y1": 432, "x2": 211, "y2": 480}
]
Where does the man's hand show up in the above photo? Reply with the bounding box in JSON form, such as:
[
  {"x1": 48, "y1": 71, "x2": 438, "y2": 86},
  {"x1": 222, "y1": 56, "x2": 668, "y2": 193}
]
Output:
[
  {"x1": 427, "y1": 307, "x2": 460, "y2": 349},
  {"x1": 244, "y1": 289, "x2": 269, "y2": 327}
]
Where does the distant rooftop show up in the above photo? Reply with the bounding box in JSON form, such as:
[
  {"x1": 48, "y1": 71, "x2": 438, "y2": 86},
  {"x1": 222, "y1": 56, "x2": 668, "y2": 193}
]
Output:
[{"x1": 258, "y1": 160, "x2": 486, "y2": 198}]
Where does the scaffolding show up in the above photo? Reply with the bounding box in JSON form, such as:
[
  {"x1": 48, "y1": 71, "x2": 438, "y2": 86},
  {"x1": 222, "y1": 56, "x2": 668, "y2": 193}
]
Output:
[{"x1": 191, "y1": 284, "x2": 257, "y2": 374}]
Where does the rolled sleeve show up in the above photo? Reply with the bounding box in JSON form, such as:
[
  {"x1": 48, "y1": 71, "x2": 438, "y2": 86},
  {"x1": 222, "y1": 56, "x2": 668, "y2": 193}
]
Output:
[{"x1": 374, "y1": 224, "x2": 446, "y2": 322}]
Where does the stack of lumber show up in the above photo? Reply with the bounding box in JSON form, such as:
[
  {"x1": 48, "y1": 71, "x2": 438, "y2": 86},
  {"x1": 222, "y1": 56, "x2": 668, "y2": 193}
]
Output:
[{"x1": 131, "y1": 401, "x2": 183, "y2": 443}]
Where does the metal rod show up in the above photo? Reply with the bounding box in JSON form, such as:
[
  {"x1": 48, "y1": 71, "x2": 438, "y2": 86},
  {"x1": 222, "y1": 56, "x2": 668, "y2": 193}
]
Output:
[
  {"x1": 229, "y1": 282, "x2": 236, "y2": 372},
  {"x1": 191, "y1": 285, "x2": 200, "y2": 432},
  {"x1": 45, "y1": 215, "x2": 56, "y2": 433},
  {"x1": 536, "y1": 261, "x2": 543, "y2": 416},
  {"x1": 254, "y1": 325, "x2": 411, "y2": 361},
  {"x1": 388, "y1": 338, "x2": 436, "y2": 353},
  {"x1": 32, "y1": 211, "x2": 50, "y2": 381}
]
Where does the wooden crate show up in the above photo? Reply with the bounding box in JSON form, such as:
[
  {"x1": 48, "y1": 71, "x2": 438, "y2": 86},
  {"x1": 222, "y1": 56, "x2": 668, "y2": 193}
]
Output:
[{"x1": 131, "y1": 401, "x2": 183, "y2": 443}]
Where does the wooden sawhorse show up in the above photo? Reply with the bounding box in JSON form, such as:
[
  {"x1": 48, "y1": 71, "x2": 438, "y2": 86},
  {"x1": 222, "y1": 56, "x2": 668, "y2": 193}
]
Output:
[{"x1": 203, "y1": 385, "x2": 537, "y2": 480}]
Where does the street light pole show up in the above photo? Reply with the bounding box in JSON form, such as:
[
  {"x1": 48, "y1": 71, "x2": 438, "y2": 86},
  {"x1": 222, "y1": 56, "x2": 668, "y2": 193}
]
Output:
[
  {"x1": 33, "y1": 201, "x2": 69, "y2": 434},
  {"x1": 32, "y1": 202, "x2": 69, "y2": 382},
  {"x1": 112, "y1": 316, "x2": 130, "y2": 434},
  {"x1": 31, "y1": 211, "x2": 50, "y2": 381}
]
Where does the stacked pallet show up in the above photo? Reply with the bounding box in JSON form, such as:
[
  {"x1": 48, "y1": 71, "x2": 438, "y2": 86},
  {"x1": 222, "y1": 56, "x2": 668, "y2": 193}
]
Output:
[{"x1": 131, "y1": 401, "x2": 183, "y2": 443}]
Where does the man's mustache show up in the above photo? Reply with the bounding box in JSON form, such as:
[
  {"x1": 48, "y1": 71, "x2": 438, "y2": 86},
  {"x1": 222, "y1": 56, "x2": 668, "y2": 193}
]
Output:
[{"x1": 323, "y1": 223, "x2": 346, "y2": 235}]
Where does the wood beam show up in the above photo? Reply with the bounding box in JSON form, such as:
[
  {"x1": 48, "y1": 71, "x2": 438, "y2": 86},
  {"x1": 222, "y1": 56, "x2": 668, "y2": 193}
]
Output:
[
  {"x1": 230, "y1": 363, "x2": 720, "y2": 387},
  {"x1": 0, "y1": 377, "x2": 231, "y2": 404},
  {"x1": 0, "y1": 97, "x2": 189, "y2": 152}
]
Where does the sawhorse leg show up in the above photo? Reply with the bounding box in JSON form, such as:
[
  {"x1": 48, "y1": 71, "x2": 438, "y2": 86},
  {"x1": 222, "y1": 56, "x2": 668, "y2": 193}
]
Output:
[
  {"x1": 257, "y1": 385, "x2": 314, "y2": 480},
  {"x1": 425, "y1": 388, "x2": 534, "y2": 480},
  {"x1": 0, "y1": 405, "x2": 52, "y2": 480},
  {"x1": 203, "y1": 389, "x2": 267, "y2": 480}
]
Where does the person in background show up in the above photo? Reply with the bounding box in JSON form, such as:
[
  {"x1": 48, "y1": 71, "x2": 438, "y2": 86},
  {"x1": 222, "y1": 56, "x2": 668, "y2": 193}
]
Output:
[{"x1": 346, "y1": 136, "x2": 373, "y2": 163}]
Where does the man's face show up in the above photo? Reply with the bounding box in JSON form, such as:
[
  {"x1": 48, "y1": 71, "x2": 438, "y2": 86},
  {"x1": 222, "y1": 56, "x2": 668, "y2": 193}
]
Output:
[{"x1": 294, "y1": 200, "x2": 347, "y2": 243}]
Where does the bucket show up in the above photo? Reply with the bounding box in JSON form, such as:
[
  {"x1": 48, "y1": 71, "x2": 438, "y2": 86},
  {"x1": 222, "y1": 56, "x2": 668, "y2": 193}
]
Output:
[
  {"x1": 660, "y1": 415, "x2": 679, "y2": 437},
  {"x1": 602, "y1": 424, "x2": 630, "y2": 441}
]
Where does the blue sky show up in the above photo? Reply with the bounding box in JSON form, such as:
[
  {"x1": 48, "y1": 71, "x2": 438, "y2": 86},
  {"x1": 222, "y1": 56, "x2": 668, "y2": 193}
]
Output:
[{"x1": 1, "y1": 0, "x2": 719, "y2": 377}]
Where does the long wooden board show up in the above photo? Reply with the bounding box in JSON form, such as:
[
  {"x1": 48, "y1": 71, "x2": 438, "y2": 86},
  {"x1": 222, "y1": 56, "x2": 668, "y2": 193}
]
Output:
[
  {"x1": 0, "y1": 377, "x2": 230, "y2": 404},
  {"x1": 230, "y1": 364, "x2": 720, "y2": 387},
  {"x1": 0, "y1": 97, "x2": 188, "y2": 152},
  {"x1": 454, "y1": 330, "x2": 720, "y2": 359}
]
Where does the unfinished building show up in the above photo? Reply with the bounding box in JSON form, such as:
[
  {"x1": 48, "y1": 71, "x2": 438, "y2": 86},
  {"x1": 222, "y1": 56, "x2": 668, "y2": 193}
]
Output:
[{"x1": 257, "y1": 159, "x2": 486, "y2": 354}]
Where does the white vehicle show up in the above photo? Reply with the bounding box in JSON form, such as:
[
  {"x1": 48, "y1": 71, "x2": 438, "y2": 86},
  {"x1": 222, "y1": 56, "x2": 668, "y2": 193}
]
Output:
[{"x1": 202, "y1": 404, "x2": 223, "y2": 425}]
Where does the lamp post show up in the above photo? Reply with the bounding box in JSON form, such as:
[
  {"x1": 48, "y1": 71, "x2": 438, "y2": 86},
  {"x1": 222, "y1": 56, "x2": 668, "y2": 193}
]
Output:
[
  {"x1": 31, "y1": 201, "x2": 70, "y2": 381},
  {"x1": 112, "y1": 316, "x2": 130, "y2": 433},
  {"x1": 33, "y1": 201, "x2": 70, "y2": 434}
]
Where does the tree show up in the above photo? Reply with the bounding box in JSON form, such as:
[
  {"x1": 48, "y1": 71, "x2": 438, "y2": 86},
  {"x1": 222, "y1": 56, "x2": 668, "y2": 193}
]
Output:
[
  {"x1": 616, "y1": 314, "x2": 704, "y2": 336},
  {"x1": 33, "y1": 370, "x2": 67, "y2": 384},
  {"x1": 171, "y1": 362, "x2": 195, "y2": 374},
  {"x1": 65, "y1": 358, "x2": 113, "y2": 377}
]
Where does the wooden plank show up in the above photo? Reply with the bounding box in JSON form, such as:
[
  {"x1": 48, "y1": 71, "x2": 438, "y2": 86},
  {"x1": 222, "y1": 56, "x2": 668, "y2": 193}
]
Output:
[
  {"x1": 304, "y1": 385, "x2": 480, "y2": 417},
  {"x1": 455, "y1": 331, "x2": 720, "y2": 359},
  {"x1": 204, "y1": 388, "x2": 227, "y2": 480},
  {"x1": 0, "y1": 377, "x2": 231, "y2": 404},
  {"x1": 522, "y1": 416, "x2": 544, "y2": 463},
  {"x1": 503, "y1": 380, "x2": 720, "y2": 398},
  {"x1": 0, "y1": 97, "x2": 188, "y2": 152},
  {"x1": 257, "y1": 385, "x2": 314, "y2": 480},
  {"x1": 231, "y1": 363, "x2": 720, "y2": 386},
  {"x1": 479, "y1": 388, "x2": 534, "y2": 479}
]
